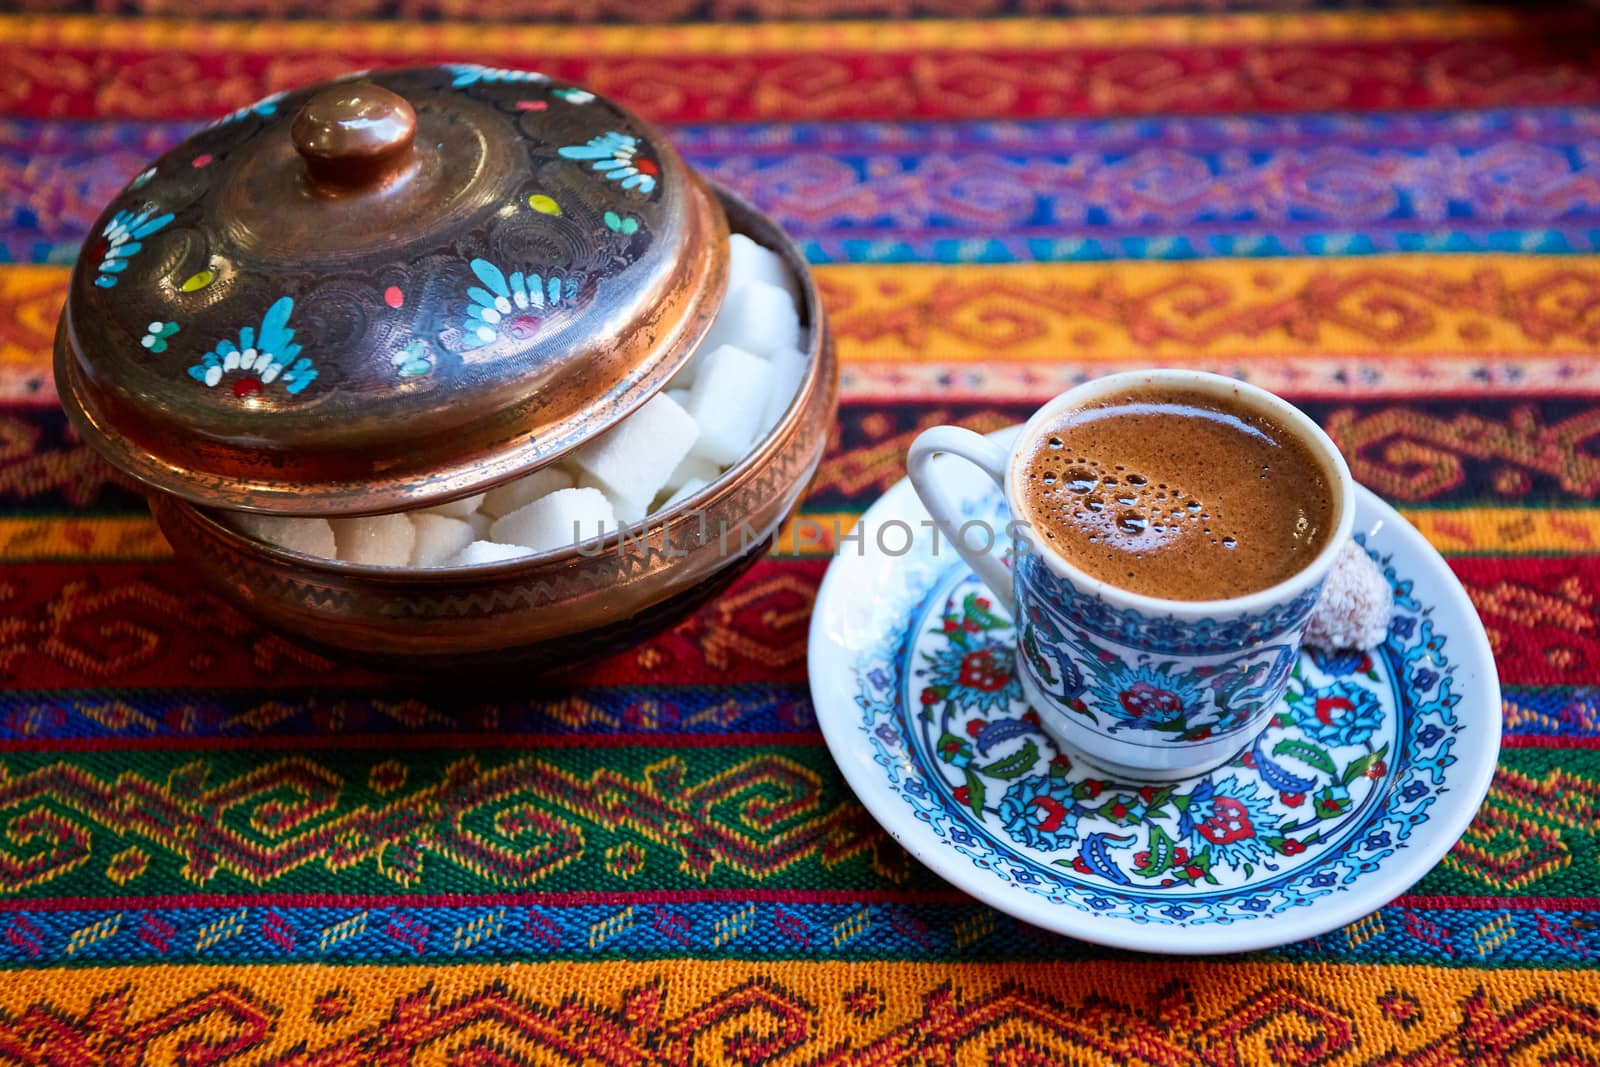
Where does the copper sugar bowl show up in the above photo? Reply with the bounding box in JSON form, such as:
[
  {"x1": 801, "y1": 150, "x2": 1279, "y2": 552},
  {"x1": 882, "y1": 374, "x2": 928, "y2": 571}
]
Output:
[{"x1": 54, "y1": 66, "x2": 837, "y2": 670}]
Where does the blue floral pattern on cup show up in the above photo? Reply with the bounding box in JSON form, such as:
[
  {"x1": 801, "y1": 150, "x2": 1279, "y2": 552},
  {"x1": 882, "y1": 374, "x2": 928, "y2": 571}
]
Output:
[
  {"x1": 1014, "y1": 548, "x2": 1311, "y2": 746},
  {"x1": 1017, "y1": 550, "x2": 1322, "y2": 656}
]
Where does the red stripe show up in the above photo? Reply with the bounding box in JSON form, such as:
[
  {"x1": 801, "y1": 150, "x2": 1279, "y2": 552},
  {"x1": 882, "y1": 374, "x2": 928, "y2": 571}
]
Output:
[
  {"x1": 0, "y1": 729, "x2": 824, "y2": 754},
  {"x1": 0, "y1": 888, "x2": 975, "y2": 913},
  {"x1": 0, "y1": 890, "x2": 1586, "y2": 915},
  {"x1": 0, "y1": 557, "x2": 827, "y2": 690},
  {"x1": 1500, "y1": 734, "x2": 1600, "y2": 750},
  {"x1": 1448, "y1": 556, "x2": 1600, "y2": 688},
  {"x1": 0, "y1": 895, "x2": 1587, "y2": 921},
  {"x1": 1395, "y1": 895, "x2": 1600, "y2": 913},
  {"x1": 0, "y1": 722, "x2": 1588, "y2": 754},
  {"x1": 7, "y1": 36, "x2": 1600, "y2": 122},
  {"x1": 7, "y1": 555, "x2": 1593, "y2": 690},
  {"x1": 3, "y1": 557, "x2": 1594, "y2": 689}
]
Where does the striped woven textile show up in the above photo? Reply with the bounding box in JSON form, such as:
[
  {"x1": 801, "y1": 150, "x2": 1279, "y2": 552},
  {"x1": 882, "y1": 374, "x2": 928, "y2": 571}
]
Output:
[{"x1": 3, "y1": 4, "x2": 1600, "y2": 1063}]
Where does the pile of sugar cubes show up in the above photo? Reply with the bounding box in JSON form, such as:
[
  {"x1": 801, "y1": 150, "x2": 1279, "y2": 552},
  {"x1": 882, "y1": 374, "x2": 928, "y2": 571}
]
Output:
[{"x1": 230, "y1": 233, "x2": 807, "y2": 568}]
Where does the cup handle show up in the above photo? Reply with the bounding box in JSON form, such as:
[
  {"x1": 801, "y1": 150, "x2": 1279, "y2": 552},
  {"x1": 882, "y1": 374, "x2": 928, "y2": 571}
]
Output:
[{"x1": 908, "y1": 426, "x2": 1016, "y2": 615}]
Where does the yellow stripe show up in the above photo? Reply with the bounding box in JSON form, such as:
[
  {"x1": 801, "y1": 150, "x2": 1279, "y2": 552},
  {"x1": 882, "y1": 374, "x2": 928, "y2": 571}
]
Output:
[
  {"x1": 0, "y1": 9, "x2": 1555, "y2": 56},
  {"x1": 0, "y1": 265, "x2": 65, "y2": 368},
  {"x1": 819, "y1": 257, "x2": 1600, "y2": 361},
  {"x1": 3, "y1": 509, "x2": 1592, "y2": 561},
  {"x1": 0, "y1": 961, "x2": 1593, "y2": 1064},
  {"x1": 15, "y1": 353, "x2": 1600, "y2": 406},
  {"x1": 1402, "y1": 509, "x2": 1600, "y2": 556},
  {"x1": 14, "y1": 257, "x2": 1600, "y2": 375},
  {"x1": 0, "y1": 517, "x2": 172, "y2": 560}
]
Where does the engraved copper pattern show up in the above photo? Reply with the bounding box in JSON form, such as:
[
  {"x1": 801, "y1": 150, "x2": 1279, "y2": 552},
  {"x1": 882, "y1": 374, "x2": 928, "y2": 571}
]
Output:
[
  {"x1": 148, "y1": 191, "x2": 837, "y2": 668},
  {"x1": 55, "y1": 65, "x2": 729, "y2": 515}
]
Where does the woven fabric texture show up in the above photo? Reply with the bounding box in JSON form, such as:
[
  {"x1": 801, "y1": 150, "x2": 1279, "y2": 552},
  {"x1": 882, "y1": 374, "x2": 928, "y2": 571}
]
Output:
[{"x1": 2, "y1": 4, "x2": 1599, "y2": 1064}]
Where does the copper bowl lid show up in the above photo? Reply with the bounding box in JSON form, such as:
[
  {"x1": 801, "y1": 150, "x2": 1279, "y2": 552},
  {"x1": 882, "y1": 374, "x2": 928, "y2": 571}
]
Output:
[{"x1": 55, "y1": 66, "x2": 729, "y2": 515}]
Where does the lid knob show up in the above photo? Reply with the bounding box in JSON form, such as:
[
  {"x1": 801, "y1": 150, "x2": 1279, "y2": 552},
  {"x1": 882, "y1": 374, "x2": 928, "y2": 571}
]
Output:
[{"x1": 291, "y1": 83, "x2": 417, "y2": 191}]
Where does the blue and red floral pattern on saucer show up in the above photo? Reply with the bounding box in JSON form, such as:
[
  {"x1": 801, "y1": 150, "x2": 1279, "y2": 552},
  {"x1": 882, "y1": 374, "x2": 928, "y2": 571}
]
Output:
[{"x1": 809, "y1": 427, "x2": 1499, "y2": 955}]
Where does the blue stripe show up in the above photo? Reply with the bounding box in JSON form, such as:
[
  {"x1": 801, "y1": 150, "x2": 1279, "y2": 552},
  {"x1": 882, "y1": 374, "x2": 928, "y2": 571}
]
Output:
[
  {"x1": 2, "y1": 899, "x2": 1590, "y2": 967},
  {"x1": 3, "y1": 687, "x2": 1589, "y2": 743},
  {"x1": 0, "y1": 686, "x2": 816, "y2": 742},
  {"x1": 1503, "y1": 688, "x2": 1600, "y2": 738},
  {"x1": 669, "y1": 109, "x2": 1600, "y2": 151},
  {"x1": 11, "y1": 108, "x2": 1600, "y2": 265},
  {"x1": 790, "y1": 231, "x2": 1597, "y2": 264}
]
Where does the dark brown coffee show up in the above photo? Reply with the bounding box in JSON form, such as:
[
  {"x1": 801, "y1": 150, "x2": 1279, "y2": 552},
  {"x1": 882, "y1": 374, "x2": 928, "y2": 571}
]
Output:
[{"x1": 1020, "y1": 385, "x2": 1335, "y2": 600}]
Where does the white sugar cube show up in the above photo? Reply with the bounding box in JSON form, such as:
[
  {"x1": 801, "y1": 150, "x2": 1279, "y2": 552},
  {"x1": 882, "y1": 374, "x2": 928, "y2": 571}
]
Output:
[
  {"x1": 698, "y1": 279, "x2": 800, "y2": 360},
  {"x1": 671, "y1": 235, "x2": 801, "y2": 387},
  {"x1": 481, "y1": 466, "x2": 575, "y2": 518},
  {"x1": 233, "y1": 515, "x2": 337, "y2": 559},
  {"x1": 760, "y1": 346, "x2": 808, "y2": 434},
  {"x1": 465, "y1": 511, "x2": 491, "y2": 539},
  {"x1": 448, "y1": 540, "x2": 534, "y2": 566},
  {"x1": 666, "y1": 388, "x2": 691, "y2": 409},
  {"x1": 489, "y1": 487, "x2": 617, "y2": 554},
  {"x1": 578, "y1": 472, "x2": 646, "y2": 526},
  {"x1": 410, "y1": 514, "x2": 477, "y2": 567},
  {"x1": 661, "y1": 478, "x2": 708, "y2": 511},
  {"x1": 685, "y1": 345, "x2": 773, "y2": 466},
  {"x1": 570, "y1": 393, "x2": 699, "y2": 520},
  {"x1": 331, "y1": 514, "x2": 416, "y2": 567},
  {"x1": 666, "y1": 453, "x2": 721, "y2": 492},
  {"x1": 420, "y1": 492, "x2": 485, "y2": 520},
  {"x1": 730, "y1": 232, "x2": 801, "y2": 306}
]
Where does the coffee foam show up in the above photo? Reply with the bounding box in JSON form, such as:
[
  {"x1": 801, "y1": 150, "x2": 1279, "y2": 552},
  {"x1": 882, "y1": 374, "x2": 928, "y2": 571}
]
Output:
[{"x1": 1020, "y1": 389, "x2": 1333, "y2": 600}]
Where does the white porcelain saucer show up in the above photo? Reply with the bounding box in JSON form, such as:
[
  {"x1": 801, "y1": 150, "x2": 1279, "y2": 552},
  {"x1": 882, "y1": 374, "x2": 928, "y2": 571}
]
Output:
[{"x1": 809, "y1": 427, "x2": 1499, "y2": 955}]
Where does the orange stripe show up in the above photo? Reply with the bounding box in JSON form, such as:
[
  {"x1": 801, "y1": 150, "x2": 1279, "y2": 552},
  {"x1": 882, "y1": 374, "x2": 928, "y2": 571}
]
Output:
[
  {"x1": 0, "y1": 9, "x2": 1566, "y2": 56},
  {"x1": 12, "y1": 259, "x2": 1600, "y2": 388},
  {"x1": 0, "y1": 961, "x2": 1594, "y2": 1064}
]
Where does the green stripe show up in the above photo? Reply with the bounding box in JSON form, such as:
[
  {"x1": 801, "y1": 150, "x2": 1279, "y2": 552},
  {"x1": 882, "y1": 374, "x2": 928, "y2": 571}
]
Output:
[{"x1": 1, "y1": 746, "x2": 1594, "y2": 902}]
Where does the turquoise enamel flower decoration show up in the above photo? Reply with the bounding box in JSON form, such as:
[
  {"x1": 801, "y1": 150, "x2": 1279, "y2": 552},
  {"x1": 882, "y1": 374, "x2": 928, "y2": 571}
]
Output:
[
  {"x1": 392, "y1": 340, "x2": 433, "y2": 378},
  {"x1": 187, "y1": 296, "x2": 318, "y2": 397},
  {"x1": 457, "y1": 258, "x2": 582, "y2": 350},
  {"x1": 210, "y1": 89, "x2": 287, "y2": 127},
  {"x1": 558, "y1": 131, "x2": 659, "y2": 195},
  {"x1": 92, "y1": 207, "x2": 174, "y2": 288},
  {"x1": 603, "y1": 211, "x2": 641, "y2": 235},
  {"x1": 140, "y1": 321, "x2": 179, "y2": 354},
  {"x1": 447, "y1": 64, "x2": 549, "y2": 88}
]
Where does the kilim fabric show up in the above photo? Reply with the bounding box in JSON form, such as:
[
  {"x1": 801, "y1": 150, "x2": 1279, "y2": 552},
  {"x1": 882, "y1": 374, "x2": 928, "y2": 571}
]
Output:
[{"x1": 2, "y1": 4, "x2": 1600, "y2": 1064}]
